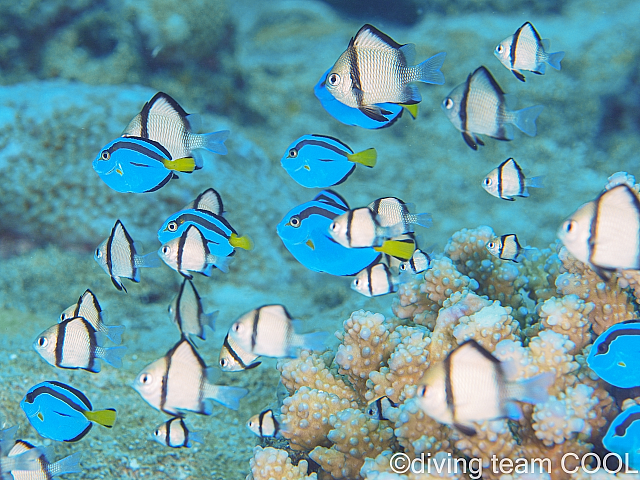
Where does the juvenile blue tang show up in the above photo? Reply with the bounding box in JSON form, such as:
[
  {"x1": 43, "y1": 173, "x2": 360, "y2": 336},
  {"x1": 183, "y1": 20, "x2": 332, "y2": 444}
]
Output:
[
  {"x1": 587, "y1": 321, "x2": 640, "y2": 388},
  {"x1": 603, "y1": 404, "x2": 640, "y2": 471},
  {"x1": 281, "y1": 134, "x2": 377, "y2": 188},
  {"x1": 21, "y1": 381, "x2": 116, "y2": 442},
  {"x1": 93, "y1": 136, "x2": 195, "y2": 193},
  {"x1": 314, "y1": 67, "x2": 406, "y2": 129},
  {"x1": 277, "y1": 190, "x2": 381, "y2": 276}
]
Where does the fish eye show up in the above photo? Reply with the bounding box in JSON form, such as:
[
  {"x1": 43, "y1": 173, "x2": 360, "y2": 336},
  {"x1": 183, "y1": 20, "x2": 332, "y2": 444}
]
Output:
[
  {"x1": 220, "y1": 358, "x2": 228, "y2": 367},
  {"x1": 367, "y1": 407, "x2": 375, "y2": 416},
  {"x1": 248, "y1": 420, "x2": 255, "y2": 427},
  {"x1": 443, "y1": 98, "x2": 454, "y2": 110},
  {"x1": 95, "y1": 248, "x2": 102, "y2": 258},
  {"x1": 417, "y1": 385, "x2": 427, "y2": 396},
  {"x1": 328, "y1": 73, "x2": 341, "y2": 86},
  {"x1": 232, "y1": 322, "x2": 241, "y2": 332},
  {"x1": 162, "y1": 246, "x2": 171, "y2": 255},
  {"x1": 597, "y1": 343, "x2": 607, "y2": 354},
  {"x1": 167, "y1": 222, "x2": 178, "y2": 232},
  {"x1": 154, "y1": 429, "x2": 160, "y2": 436},
  {"x1": 37, "y1": 337, "x2": 47, "y2": 347},
  {"x1": 354, "y1": 279, "x2": 361, "y2": 287},
  {"x1": 487, "y1": 242, "x2": 495, "y2": 249},
  {"x1": 330, "y1": 222, "x2": 339, "y2": 232},
  {"x1": 140, "y1": 373, "x2": 152, "y2": 384},
  {"x1": 483, "y1": 178, "x2": 492, "y2": 186},
  {"x1": 288, "y1": 148, "x2": 298, "y2": 158},
  {"x1": 496, "y1": 45, "x2": 503, "y2": 54},
  {"x1": 289, "y1": 215, "x2": 301, "y2": 228},
  {"x1": 563, "y1": 220, "x2": 576, "y2": 234},
  {"x1": 100, "y1": 151, "x2": 110, "y2": 161}
]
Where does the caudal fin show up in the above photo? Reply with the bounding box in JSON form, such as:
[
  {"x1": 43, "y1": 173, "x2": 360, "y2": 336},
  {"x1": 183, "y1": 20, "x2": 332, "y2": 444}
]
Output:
[
  {"x1": 100, "y1": 345, "x2": 127, "y2": 369},
  {"x1": 51, "y1": 451, "x2": 83, "y2": 476},
  {"x1": 105, "y1": 324, "x2": 126, "y2": 345},
  {"x1": 375, "y1": 239, "x2": 415, "y2": 261},
  {"x1": 135, "y1": 251, "x2": 162, "y2": 269},
  {"x1": 416, "y1": 51, "x2": 446, "y2": 85},
  {"x1": 514, "y1": 372, "x2": 554, "y2": 404},
  {"x1": 414, "y1": 212, "x2": 432, "y2": 228},
  {"x1": 297, "y1": 331, "x2": 329, "y2": 354},
  {"x1": 212, "y1": 386, "x2": 249, "y2": 411},
  {"x1": 162, "y1": 157, "x2": 196, "y2": 173},
  {"x1": 546, "y1": 51, "x2": 564, "y2": 70},
  {"x1": 230, "y1": 233, "x2": 254, "y2": 251},
  {"x1": 84, "y1": 408, "x2": 117, "y2": 428},
  {"x1": 347, "y1": 148, "x2": 377, "y2": 168},
  {"x1": 526, "y1": 175, "x2": 545, "y2": 189},
  {"x1": 203, "y1": 130, "x2": 230, "y2": 155},
  {"x1": 513, "y1": 105, "x2": 543, "y2": 137}
]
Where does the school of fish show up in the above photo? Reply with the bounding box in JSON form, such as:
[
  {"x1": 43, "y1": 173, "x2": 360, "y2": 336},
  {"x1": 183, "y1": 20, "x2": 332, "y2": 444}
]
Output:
[{"x1": 7, "y1": 17, "x2": 640, "y2": 479}]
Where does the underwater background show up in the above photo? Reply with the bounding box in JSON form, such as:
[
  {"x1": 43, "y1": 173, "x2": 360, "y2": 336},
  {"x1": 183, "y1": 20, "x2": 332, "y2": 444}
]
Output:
[{"x1": 1, "y1": 0, "x2": 640, "y2": 478}]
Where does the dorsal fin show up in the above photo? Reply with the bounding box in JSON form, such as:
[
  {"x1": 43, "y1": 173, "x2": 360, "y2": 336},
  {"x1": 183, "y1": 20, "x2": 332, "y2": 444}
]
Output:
[
  {"x1": 313, "y1": 189, "x2": 349, "y2": 210},
  {"x1": 469, "y1": 66, "x2": 505, "y2": 98},
  {"x1": 353, "y1": 24, "x2": 403, "y2": 51}
]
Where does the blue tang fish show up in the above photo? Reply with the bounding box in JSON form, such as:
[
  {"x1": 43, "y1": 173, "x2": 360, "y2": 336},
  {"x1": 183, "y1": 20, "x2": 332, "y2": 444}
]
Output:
[
  {"x1": 314, "y1": 68, "x2": 411, "y2": 129},
  {"x1": 21, "y1": 381, "x2": 117, "y2": 442},
  {"x1": 603, "y1": 404, "x2": 640, "y2": 470},
  {"x1": 277, "y1": 190, "x2": 381, "y2": 276},
  {"x1": 93, "y1": 136, "x2": 196, "y2": 193},
  {"x1": 587, "y1": 321, "x2": 640, "y2": 388},
  {"x1": 158, "y1": 188, "x2": 253, "y2": 257},
  {"x1": 281, "y1": 134, "x2": 377, "y2": 188}
]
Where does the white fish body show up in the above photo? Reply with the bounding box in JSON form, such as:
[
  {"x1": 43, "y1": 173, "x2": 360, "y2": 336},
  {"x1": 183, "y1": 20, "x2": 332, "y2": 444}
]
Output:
[
  {"x1": 219, "y1": 332, "x2": 261, "y2": 372},
  {"x1": 168, "y1": 279, "x2": 218, "y2": 340},
  {"x1": 229, "y1": 305, "x2": 326, "y2": 358},
  {"x1": 132, "y1": 338, "x2": 248, "y2": 415},
  {"x1": 441, "y1": 66, "x2": 543, "y2": 150},
  {"x1": 7, "y1": 440, "x2": 82, "y2": 479},
  {"x1": 60, "y1": 289, "x2": 125, "y2": 344},
  {"x1": 325, "y1": 24, "x2": 446, "y2": 121},
  {"x1": 153, "y1": 417, "x2": 204, "y2": 448},
  {"x1": 495, "y1": 22, "x2": 564, "y2": 82},
  {"x1": 399, "y1": 249, "x2": 432, "y2": 277},
  {"x1": 246, "y1": 409, "x2": 281, "y2": 438},
  {"x1": 352, "y1": 263, "x2": 399, "y2": 297},
  {"x1": 367, "y1": 197, "x2": 432, "y2": 230},
  {"x1": 482, "y1": 158, "x2": 544, "y2": 201},
  {"x1": 329, "y1": 207, "x2": 407, "y2": 248},
  {"x1": 558, "y1": 184, "x2": 640, "y2": 276},
  {"x1": 486, "y1": 234, "x2": 537, "y2": 263}
]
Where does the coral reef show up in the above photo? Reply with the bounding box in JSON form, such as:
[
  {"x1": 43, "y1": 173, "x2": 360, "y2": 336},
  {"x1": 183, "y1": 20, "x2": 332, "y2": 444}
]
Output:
[{"x1": 248, "y1": 446, "x2": 317, "y2": 480}]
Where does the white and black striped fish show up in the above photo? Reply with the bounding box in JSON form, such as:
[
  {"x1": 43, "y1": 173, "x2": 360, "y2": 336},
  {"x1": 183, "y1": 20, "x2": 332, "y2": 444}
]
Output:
[
  {"x1": 219, "y1": 332, "x2": 261, "y2": 372},
  {"x1": 558, "y1": 184, "x2": 640, "y2": 278},
  {"x1": 486, "y1": 234, "x2": 536, "y2": 263},
  {"x1": 123, "y1": 92, "x2": 229, "y2": 168},
  {"x1": 60, "y1": 289, "x2": 125, "y2": 345},
  {"x1": 158, "y1": 225, "x2": 233, "y2": 278},
  {"x1": 329, "y1": 207, "x2": 408, "y2": 248},
  {"x1": 168, "y1": 279, "x2": 218, "y2": 340},
  {"x1": 94, "y1": 220, "x2": 160, "y2": 292},
  {"x1": 482, "y1": 158, "x2": 544, "y2": 201},
  {"x1": 229, "y1": 305, "x2": 327, "y2": 358},
  {"x1": 441, "y1": 66, "x2": 543, "y2": 150},
  {"x1": 325, "y1": 24, "x2": 446, "y2": 121},
  {"x1": 153, "y1": 417, "x2": 204, "y2": 449},
  {"x1": 366, "y1": 396, "x2": 398, "y2": 421},
  {"x1": 367, "y1": 197, "x2": 432, "y2": 231},
  {"x1": 352, "y1": 263, "x2": 399, "y2": 297},
  {"x1": 399, "y1": 249, "x2": 432, "y2": 276},
  {"x1": 182, "y1": 187, "x2": 224, "y2": 215},
  {"x1": 246, "y1": 409, "x2": 281, "y2": 438},
  {"x1": 33, "y1": 316, "x2": 127, "y2": 373},
  {"x1": 132, "y1": 338, "x2": 248, "y2": 416},
  {"x1": 7, "y1": 439, "x2": 82, "y2": 479},
  {"x1": 495, "y1": 22, "x2": 564, "y2": 82}
]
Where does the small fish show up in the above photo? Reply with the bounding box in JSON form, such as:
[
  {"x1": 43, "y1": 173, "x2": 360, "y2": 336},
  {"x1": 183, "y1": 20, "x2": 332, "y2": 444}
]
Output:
[
  {"x1": 486, "y1": 234, "x2": 536, "y2": 263},
  {"x1": 7, "y1": 440, "x2": 82, "y2": 479},
  {"x1": 123, "y1": 92, "x2": 229, "y2": 168},
  {"x1": 153, "y1": 417, "x2": 204, "y2": 449},
  {"x1": 0, "y1": 441, "x2": 50, "y2": 478},
  {"x1": 158, "y1": 225, "x2": 234, "y2": 278},
  {"x1": 94, "y1": 219, "x2": 160, "y2": 292},
  {"x1": 246, "y1": 409, "x2": 281, "y2": 438},
  {"x1": 277, "y1": 190, "x2": 381, "y2": 276},
  {"x1": 415, "y1": 340, "x2": 553, "y2": 435},
  {"x1": 21, "y1": 381, "x2": 116, "y2": 442},
  {"x1": 558, "y1": 184, "x2": 640, "y2": 278},
  {"x1": 168, "y1": 279, "x2": 218, "y2": 341},
  {"x1": 367, "y1": 197, "x2": 432, "y2": 230},
  {"x1": 219, "y1": 332, "x2": 261, "y2": 372},
  {"x1": 229, "y1": 305, "x2": 327, "y2": 358},
  {"x1": 328, "y1": 207, "x2": 408, "y2": 248},
  {"x1": 495, "y1": 22, "x2": 564, "y2": 82},
  {"x1": 315, "y1": 67, "x2": 407, "y2": 129},
  {"x1": 482, "y1": 158, "x2": 545, "y2": 201},
  {"x1": 587, "y1": 321, "x2": 640, "y2": 388},
  {"x1": 93, "y1": 136, "x2": 196, "y2": 193},
  {"x1": 132, "y1": 338, "x2": 248, "y2": 415},
  {"x1": 325, "y1": 24, "x2": 445, "y2": 121},
  {"x1": 33, "y1": 316, "x2": 127, "y2": 373},
  {"x1": 366, "y1": 396, "x2": 398, "y2": 421},
  {"x1": 442, "y1": 66, "x2": 544, "y2": 150},
  {"x1": 352, "y1": 263, "x2": 400, "y2": 297},
  {"x1": 603, "y1": 405, "x2": 640, "y2": 471},
  {"x1": 399, "y1": 249, "x2": 432, "y2": 275},
  {"x1": 60, "y1": 289, "x2": 125, "y2": 345},
  {"x1": 281, "y1": 134, "x2": 376, "y2": 188}
]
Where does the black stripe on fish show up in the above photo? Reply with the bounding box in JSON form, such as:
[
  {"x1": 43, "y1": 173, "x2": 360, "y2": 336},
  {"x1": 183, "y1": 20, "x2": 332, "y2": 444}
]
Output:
[
  {"x1": 83, "y1": 318, "x2": 98, "y2": 372},
  {"x1": 356, "y1": 24, "x2": 403, "y2": 50},
  {"x1": 26, "y1": 385, "x2": 89, "y2": 414},
  {"x1": 367, "y1": 265, "x2": 374, "y2": 297},
  {"x1": 459, "y1": 71, "x2": 475, "y2": 150},
  {"x1": 297, "y1": 136, "x2": 354, "y2": 156},
  {"x1": 190, "y1": 188, "x2": 224, "y2": 215},
  {"x1": 313, "y1": 190, "x2": 349, "y2": 210},
  {"x1": 179, "y1": 417, "x2": 189, "y2": 447},
  {"x1": 141, "y1": 92, "x2": 191, "y2": 135},
  {"x1": 346, "y1": 210, "x2": 354, "y2": 247},
  {"x1": 510, "y1": 159, "x2": 525, "y2": 196},
  {"x1": 108, "y1": 138, "x2": 173, "y2": 163},
  {"x1": 176, "y1": 227, "x2": 191, "y2": 279},
  {"x1": 67, "y1": 423, "x2": 94, "y2": 442},
  {"x1": 105, "y1": 222, "x2": 117, "y2": 289},
  {"x1": 595, "y1": 327, "x2": 640, "y2": 356},
  {"x1": 251, "y1": 308, "x2": 260, "y2": 353},
  {"x1": 55, "y1": 320, "x2": 67, "y2": 368},
  {"x1": 444, "y1": 346, "x2": 455, "y2": 419},
  {"x1": 144, "y1": 172, "x2": 176, "y2": 193},
  {"x1": 164, "y1": 418, "x2": 173, "y2": 446},
  {"x1": 175, "y1": 280, "x2": 187, "y2": 334},
  {"x1": 171, "y1": 212, "x2": 236, "y2": 238},
  {"x1": 510, "y1": 25, "x2": 522, "y2": 70},
  {"x1": 346, "y1": 38, "x2": 365, "y2": 109},
  {"x1": 160, "y1": 341, "x2": 174, "y2": 414},
  {"x1": 614, "y1": 411, "x2": 640, "y2": 437},
  {"x1": 222, "y1": 334, "x2": 260, "y2": 370}
]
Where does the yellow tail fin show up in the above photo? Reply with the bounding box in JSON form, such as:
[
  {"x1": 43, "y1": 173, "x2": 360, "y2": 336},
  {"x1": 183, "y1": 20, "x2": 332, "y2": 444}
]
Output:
[
  {"x1": 84, "y1": 408, "x2": 117, "y2": 428},
  {"x1": 400, "y1": 104, "x2": 419, "y2": 119},
  {"x1": 162, "y1": 157, "x2": 196, "y2": 173},
  {"x1": 374, "y1": 240, "x2": 415, "y2": 261},
  {"x1": 230, "y1": 233, "x2": 254, "y2": 251},
  {"x1": 347, "y1": 148, "x2": 377, "y2": 168}
]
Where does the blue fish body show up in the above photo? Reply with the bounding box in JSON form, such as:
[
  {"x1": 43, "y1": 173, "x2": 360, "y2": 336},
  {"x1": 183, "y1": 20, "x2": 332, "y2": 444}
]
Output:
[
  {"x1": 314, "y1": 68, "x2": 403, "y2": 129},
  {"x1": 587, "y1": 322, "x2": 640, "y2": 388},
  {"x1": 93, "y1": 137, "x2": 180, "y2": 193},
  {"x1": 277, "y1": 190, "x2": 380, "y2": 276},
  {"x1": 158, "y1": 208, "x2": 236, "y2": 258},
  {"x1": 21, "y1": 381, "x2": 114, "y2": 442},
  {"x1": 603, "y1": 404, "x2": 640, "y2": 470}
]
